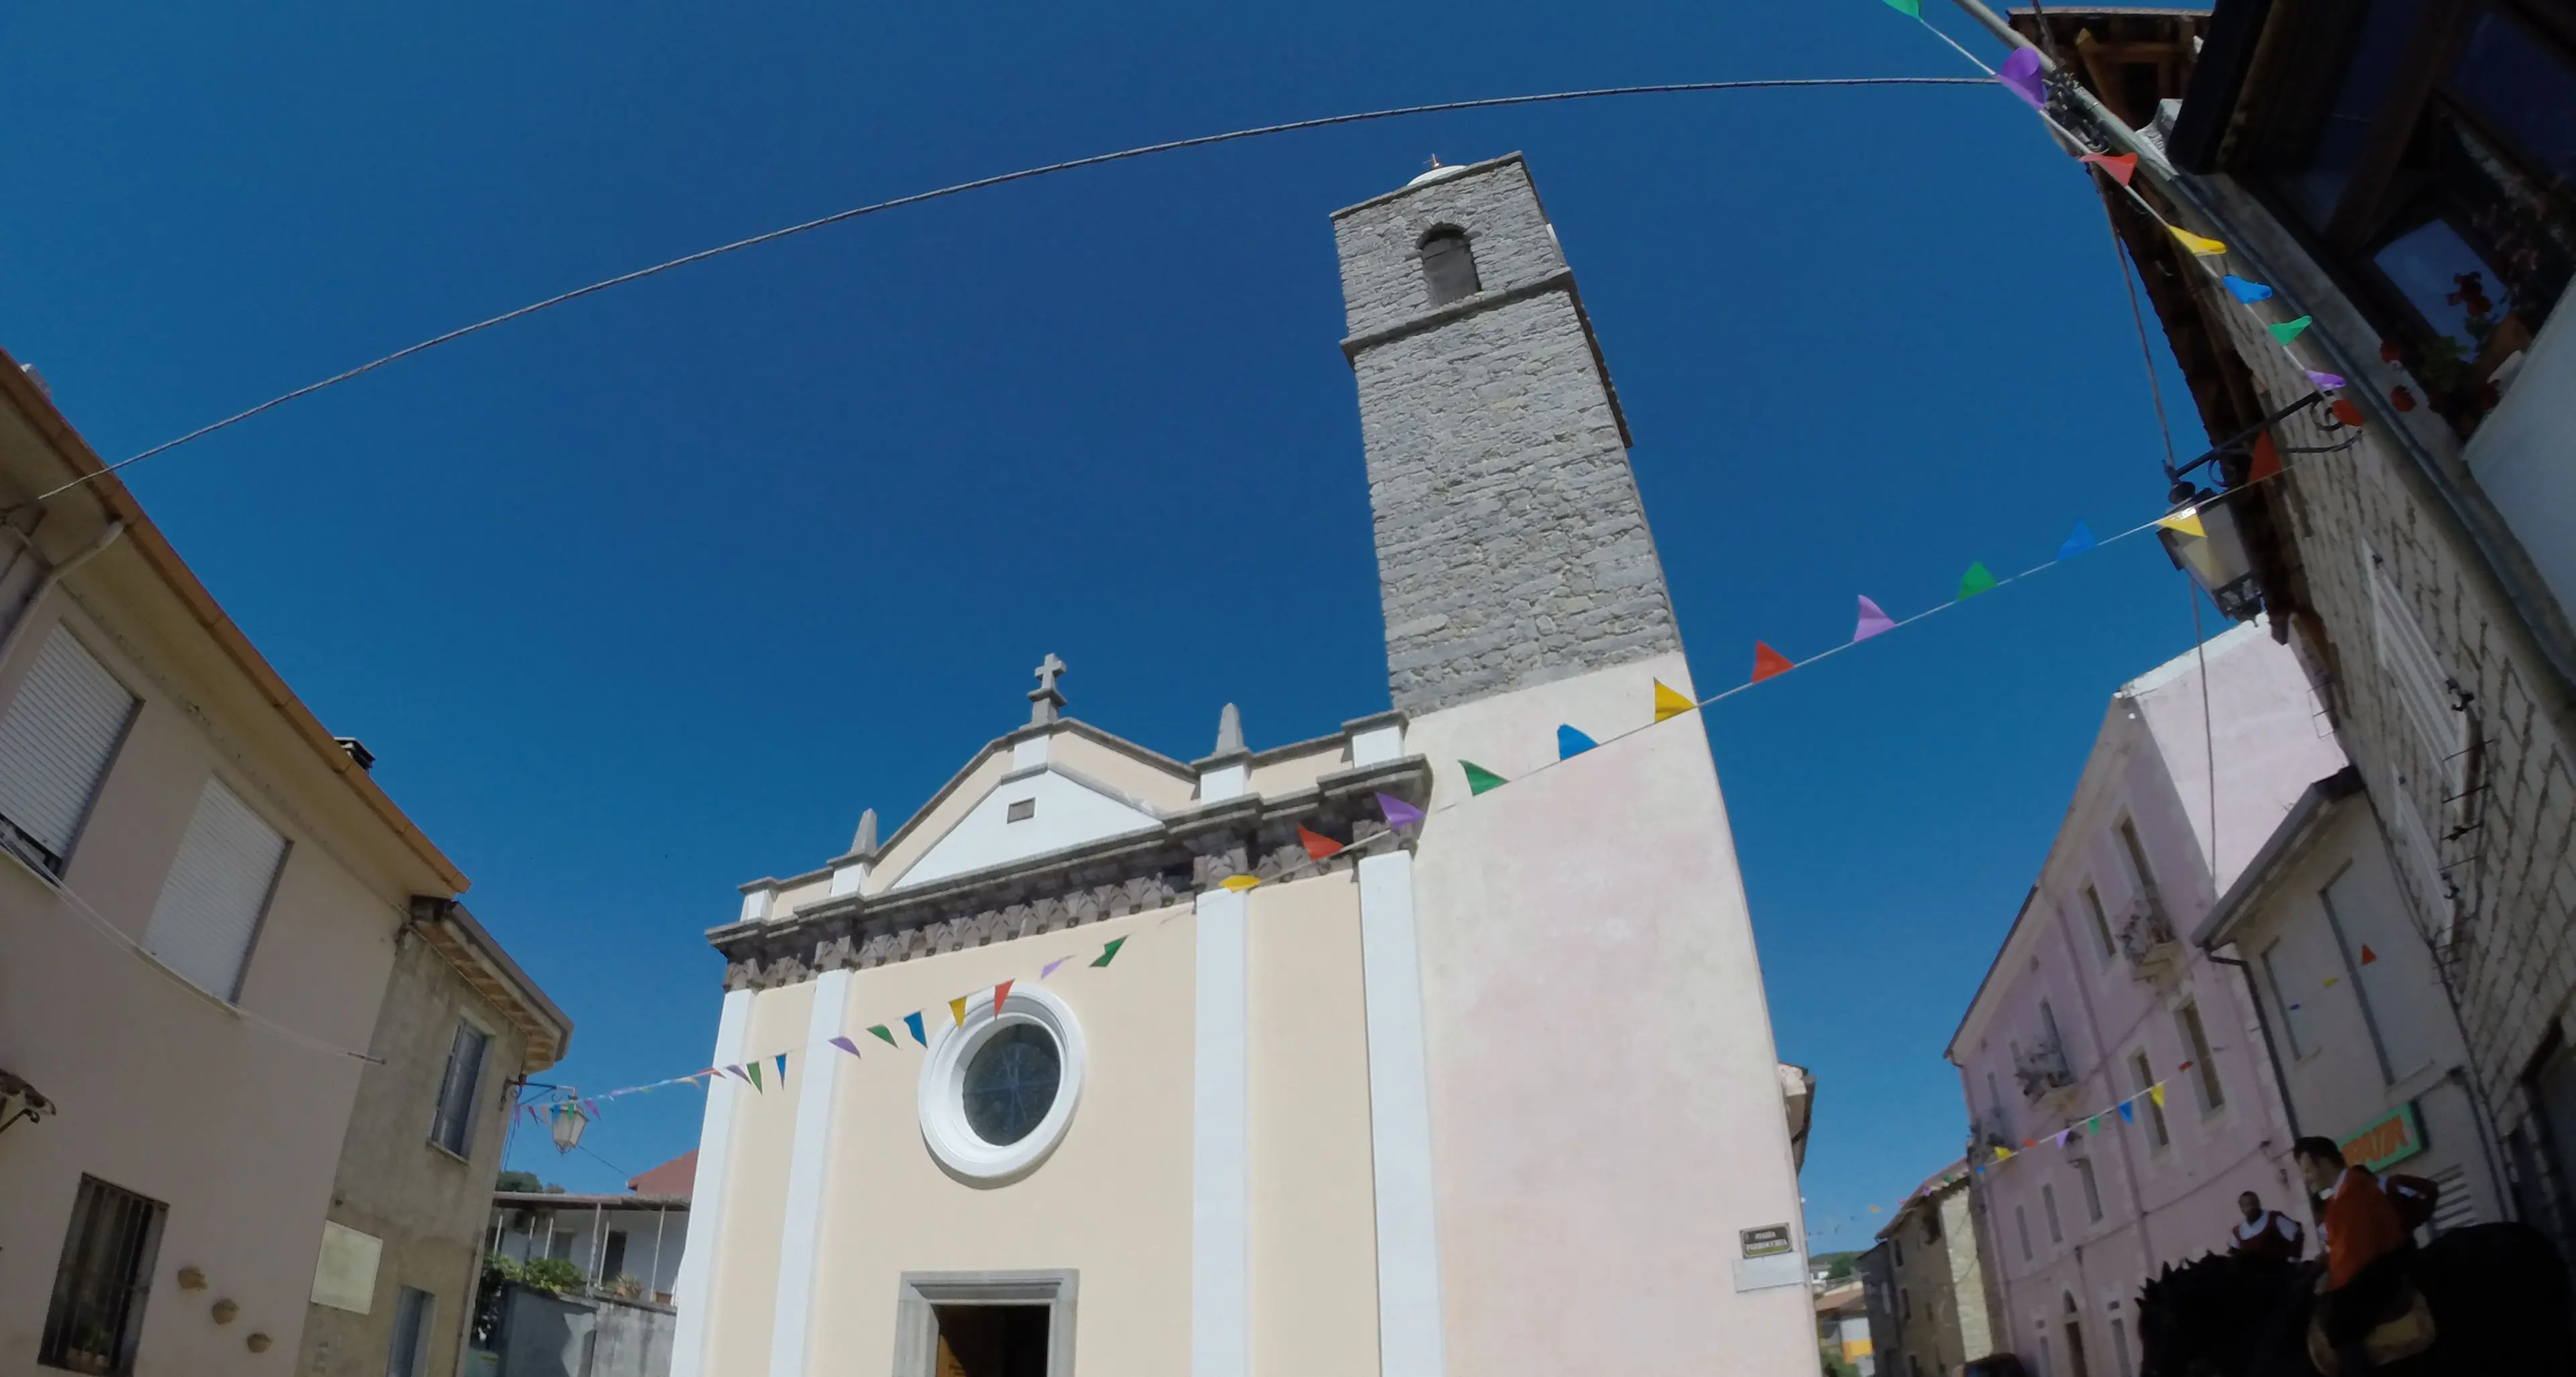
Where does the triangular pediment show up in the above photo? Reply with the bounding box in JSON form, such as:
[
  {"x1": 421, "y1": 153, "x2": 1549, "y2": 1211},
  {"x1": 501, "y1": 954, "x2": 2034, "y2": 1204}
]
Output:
[
  {"x1": 888, "y1": 767, "x2": 1162, "y2": 890},
  {"x1": 872, "y1": 720, "x2": 1197, "y2": 893}
]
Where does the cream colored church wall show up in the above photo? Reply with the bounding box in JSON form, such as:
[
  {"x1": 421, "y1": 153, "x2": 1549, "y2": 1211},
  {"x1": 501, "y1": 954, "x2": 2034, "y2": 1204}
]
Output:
[
  {"x1": 1246, "y1": 871, "x2": 1382, "y2": 1377},
  {"x1": 1244, "y1": 738, "x2": 1349, "y2": 799},
  {"x1": 798, "y1": 903, "x2": 1196, "y2": 1376},
  {"x1": 705, "y1": 979, "x2": 814, "y2": 1377},
  {"x1": 1401, "y1": 649, "x2": 1814, "y2": 1377},
  {"x1": 869, "y1": 750, "x2": 1015, "y2": 892},
  {"x1": 1049, "y1": 730, "x2": 1195, "y2": 812}
]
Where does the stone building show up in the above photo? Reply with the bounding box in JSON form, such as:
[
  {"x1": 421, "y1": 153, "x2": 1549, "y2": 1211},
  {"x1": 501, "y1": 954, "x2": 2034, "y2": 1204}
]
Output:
[
  {"x1": 0, "y1": 347, "x2": 566, "y2": 1377},
  {"x1": 665, "y1": 155, "x2": 1818, "y2": 1377},
  {"x1": 1951, "y1": 626, "x2": 2337, "y2": 1377},
  {"x1": 1995, "y1": 0, "x2": 2576, "y2": 1251},
  {"x1": 1860, "y1": 1163, "x2": 1999, "y2": 1377}
]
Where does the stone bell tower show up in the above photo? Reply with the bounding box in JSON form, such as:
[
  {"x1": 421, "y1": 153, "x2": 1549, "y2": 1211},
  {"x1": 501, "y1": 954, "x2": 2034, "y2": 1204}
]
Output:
[
  {"x1": 1328, "y1": 155, "x2": 1813, "y2": 1377},
  {"x1": 1333, "y1": 154, "x2": 1682, "y2": 713}
]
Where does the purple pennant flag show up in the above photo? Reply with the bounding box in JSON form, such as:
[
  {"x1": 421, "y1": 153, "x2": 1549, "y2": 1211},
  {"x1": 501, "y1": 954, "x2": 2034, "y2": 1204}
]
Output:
[
  {"x1": 829, "y1": 1036, "x2": 862, "y2": 1057},
  {"x1": 1041, "y1": 956, "x2": 1072, "y2": 981},
  {"x1": 584, "y1": 1099, "x2": 600, "y2": 1120},
  {"x1": 2055, "y1": 1129, "x2": 2070, "y2": 1148},
  {"x1": 1853, "y1": 595, "x2": 1896, "y2": 643},
  {"x1": 2306, "y1": 370, "x2": 2347, "y2": 390},
  {"x1": 1376, "y1": 791, "x2": 1425, "y2": 830},
  {"x1": 1998, "y1": 48, "x2": 2047, "y2": 109},
  {"x1": 723, "y1": 1064, "x2": 750, "y2": 1083}
]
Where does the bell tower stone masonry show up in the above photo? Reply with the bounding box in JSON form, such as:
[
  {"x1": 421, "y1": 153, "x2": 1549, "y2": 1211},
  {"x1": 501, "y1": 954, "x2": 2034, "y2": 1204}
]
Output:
[{"x1": 1334, "y1": 153, "x2": 1682, "y2": 714}]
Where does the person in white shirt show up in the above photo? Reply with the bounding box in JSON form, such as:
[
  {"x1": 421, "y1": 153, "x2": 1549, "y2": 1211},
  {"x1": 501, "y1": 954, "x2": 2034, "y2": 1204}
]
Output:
[{"x1": 2230, "y1": 1189, "x2": 2305, "y2": 1266}]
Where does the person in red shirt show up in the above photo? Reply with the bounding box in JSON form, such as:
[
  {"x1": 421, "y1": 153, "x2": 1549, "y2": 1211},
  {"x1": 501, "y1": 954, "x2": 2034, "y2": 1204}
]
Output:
[{"x1": 2296, "y1": 1136, "x2": 2409, "y2": 1373}]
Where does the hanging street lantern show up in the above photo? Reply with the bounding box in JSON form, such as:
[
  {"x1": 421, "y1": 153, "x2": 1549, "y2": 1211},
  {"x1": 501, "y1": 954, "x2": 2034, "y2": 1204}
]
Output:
[
  {"x1": 2157, "y1": 494, "x2": 2263, "y2": 620},
  {"x1": 0, "y1": 1069, "x2": 54, "y2": 1137},
  {"x1": 549, "y1": 1100, "x2": 589, "y2": 1154}
]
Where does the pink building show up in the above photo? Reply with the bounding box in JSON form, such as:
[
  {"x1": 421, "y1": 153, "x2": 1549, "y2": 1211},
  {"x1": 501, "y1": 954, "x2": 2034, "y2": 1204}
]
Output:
[{"x1": 1947, "y1": 623, "x2": 2345, "y2": 1377}]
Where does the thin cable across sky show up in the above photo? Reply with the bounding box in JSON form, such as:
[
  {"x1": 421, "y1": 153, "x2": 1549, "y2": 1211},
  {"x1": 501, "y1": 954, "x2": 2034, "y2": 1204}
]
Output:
[{"x1": 41, "y1": 75, "x2": 1988, "y2": 501}]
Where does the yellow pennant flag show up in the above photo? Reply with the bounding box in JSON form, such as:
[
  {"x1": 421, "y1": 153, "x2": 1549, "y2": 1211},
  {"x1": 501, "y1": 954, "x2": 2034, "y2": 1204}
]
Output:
[
  {"x1": 2169, "y1": 225, "x2": 2229, "y2": 256},
  {"x1": 1653, "y1": 679, "x2": 1696, "y2": 722},
  {"x1": 1219, "y1": 874, "x2": 1261, "y2": 893},
  {"x1": 2149, "y1": 1083, "x2": 2167, "y2": 1108},
  {"x1": 948, "y1": 996, "x2": 969, "y2": 1027},
  {"x1": 1995, "y1": 1145, "x2": 2015, "y2": 1162},
  {"x1": 2157, "y1": 510, "x2": 2206, "y2": 538}
]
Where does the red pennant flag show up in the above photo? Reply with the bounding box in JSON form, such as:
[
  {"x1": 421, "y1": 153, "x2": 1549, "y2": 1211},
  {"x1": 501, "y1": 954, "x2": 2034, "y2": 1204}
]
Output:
[
  {"x1": 994, "y1": 979, "x2": 1014, "y2": 1015},
  {"x1": 1752, "y1": 642, "x2": 1795, "y2": 682},
  {"x1": 2332, "y1": 398, "x2": 2365, "y2": 429},
  {"x1": 2248, "y1": 432, "x2": 2283, "y2": 483},
  {"x1": 2079, "y1": 151, "x2": 2138, "y2": 185},
  {"x1": 1297, "y1": 825, "x2": 1345, "y2": 861},
  {"x1": 2359, "y1": 944, "x2": 2377, "y2": 965}
]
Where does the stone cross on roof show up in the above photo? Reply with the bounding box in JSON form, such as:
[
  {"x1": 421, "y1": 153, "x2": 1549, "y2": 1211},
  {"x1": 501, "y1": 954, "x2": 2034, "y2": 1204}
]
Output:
[{"x1": 1028, "y1": 653, "x2": 1068, "y2": 726}]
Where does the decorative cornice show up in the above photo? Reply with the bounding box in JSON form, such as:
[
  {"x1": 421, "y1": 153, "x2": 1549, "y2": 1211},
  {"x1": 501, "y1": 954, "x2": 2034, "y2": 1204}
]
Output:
[{"x1": 706, "y1": 757, "x2": 1432, "y2": 992}]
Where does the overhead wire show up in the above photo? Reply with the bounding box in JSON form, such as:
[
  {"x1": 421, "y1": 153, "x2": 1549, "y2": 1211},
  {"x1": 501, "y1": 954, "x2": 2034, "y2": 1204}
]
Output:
[{"x1": 38, "y1": 74, "x2": 1988, "y2": 502}]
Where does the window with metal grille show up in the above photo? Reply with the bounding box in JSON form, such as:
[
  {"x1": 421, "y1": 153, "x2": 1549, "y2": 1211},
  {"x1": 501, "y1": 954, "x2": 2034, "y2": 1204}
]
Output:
[
  {"x1": 2131, "y1": 1051, "x2": 2171, "y2": 1148},
  {"x1": 2043, "y1": 1183, "x2": 2064, "y2": 1242},
  {"x1": 2076, "y1": 1158, "x2": 2104, "y2": 1222},
  {"x1": 2365, "y1": 549, "x2": 2471, "y2": 795},
  {"x1": 2176, "y1": 1002, "x2": 2225, "y2": 1112},
  {"x1": 39, "y1": 1176, "x2": 167, "y2": 1376},
  {"x1": 386, "y1": 1286, "x2": 435, "y2": 1377},
  {"x1": 141, "y1": 777, "x2": 288, "y2": 1001},
  {"x1": 0, "y1": 626, "x2": 138, "y2": 878},
  {"x1": 1419, "y1": 226, "x2": 1481, "y2": 307},
  {"x1": 430, "y1": 1021, "x2": 489, "y2": 1156}
]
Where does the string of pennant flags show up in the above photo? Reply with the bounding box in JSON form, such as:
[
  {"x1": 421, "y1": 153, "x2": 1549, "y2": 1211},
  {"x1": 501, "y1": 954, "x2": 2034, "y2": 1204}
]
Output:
[{"x1": 1984, "y1": 1078, "x2": 2171, "y2": 1170}]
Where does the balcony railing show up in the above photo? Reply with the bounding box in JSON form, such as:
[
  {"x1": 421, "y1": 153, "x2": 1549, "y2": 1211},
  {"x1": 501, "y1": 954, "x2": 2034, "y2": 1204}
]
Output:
[
  {"x1": 2015, "y1": 1037, "x2": 2076, "y2": 1101},
  {"x1": 2118, "y1": 901, "x2": 2180, "y2": 977}
]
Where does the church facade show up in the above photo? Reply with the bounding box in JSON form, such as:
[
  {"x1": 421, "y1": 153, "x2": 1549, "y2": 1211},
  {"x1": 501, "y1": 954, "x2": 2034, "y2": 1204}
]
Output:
[{"x1": 672, "y1": 154, "x2": 1814, "y2": 1377}]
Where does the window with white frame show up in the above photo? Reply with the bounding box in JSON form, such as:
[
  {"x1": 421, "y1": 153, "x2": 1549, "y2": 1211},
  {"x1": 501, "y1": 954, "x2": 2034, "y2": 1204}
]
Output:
[
  {"x1": 386, "y1": 1286, "x2": 435, "y2": 1377},
  {"x1": 141, "y1": 777, "x2": 288, "y2": 1002},
  {"x1": 2017, "y1": 1204, "x2": 2033, "y2": 1260},
  {"x1": 430, "y1": 1022, "x2": 489, "y2": 1157},
  {"x1": 2176, "y1": 1001, "x2": 2224, "y2": 1113},
  {"x1": 2074, "y1": 1158, "x2": 2104, "y2": 1222},
  {"x1": 2043, "y1": 1183, "x2": 2064, "y2": 1243},
  {"x1": 2082, "y1": 883, "x2": 2116, "y2": 961},
  {"x1": 0, "y1": 626, "x2": 138, "y2": 878},
  {"x1": 2365, "y1": 547, "x2": 2471, "y2": 793}
]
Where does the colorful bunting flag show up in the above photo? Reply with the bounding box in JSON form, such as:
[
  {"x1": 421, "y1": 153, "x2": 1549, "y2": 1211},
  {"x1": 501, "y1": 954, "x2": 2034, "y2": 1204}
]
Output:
[
  {"x1": 2332, "y1": 398, "x2": 2365, "y2": 429},
  {"x1": 2057, "y1": 521, "x2": 2097, "y2": 559},
  {"x1": 772, "y1": 1053, "x2": 787, "y2": 1081},
  {"x1": 1654, "y1": 679, "x2": 1697, "y2": 722},
  {"x1": 1041, "y1": 956, "x2": 1071, "y2": 981},
  {"x1": 1558, "y1": 724, "x2": 1597, "y2": 759},
  {"x1": 2118, "y1": 1101, "x2": 2134, "y2": 1123},
  {"x1": 1460, "y1": 761, "x2": 1507, "y2": 795},
  {"x1": 2157, "y1": 509, "x2": 2206, "y2": 537},
  {"x1": 2222, "y1": 275, "x2": 2273, "y2": 303},
  {"x1": 1882, "y1": 0, "x2": 1921, "y2": 15},
  {"x1": 1996, "y1": 1145, "x2": 2016, "y2": 1161},
  {"x1": 2306, "y1": 369, "x2": 2347, "y2": 390},
  {"x1": 869, "y1": 1024, "x2": 898, "y2": 1047},
  {"x1": 949, "y1": 996, "x2": 969, "y2": 1027},
  {"x1": 2170, "y1": 226, "x2": 2230, "y2": 257},
  {"x1": 2055, "y1": 1129, "x2": 2072, "y2": 1147},
  {"x1": 1298, "y1": 825, "x2": 1345, "y2": 861},
  {"x1": 905, "y1": 1011, "x2": 928, "y2": 1046},
  {"x1": 1092, "y1": 936, "x2": 1127, "y2": 968},
  {"x1": 2324, "y1": 975, "x2": 2340, "y2": 987},
  {"x1": 1997, "y1": 48, "x2": 2047, "y2": 109},
  {"x1": 1219, "y1": 874, "x2": 1261, "y2": 892},
  {"x1": 2078, "y1": 152, "x2": 2137, "y2": 185},
  {"x1": 2268, "y1": 315, "x2": 2314, "y2": 345},
  {"x1": 994, "y1": 980, "x2": 1014, "y2": 1015},
  {"x1": 1751, "y1": 641, "x2": 1795, "y2": 682},
  {"x1": 2178, "y1": 1061, "x2": 2194, "y2": 1072},
  {"x1": 745, "y1": 1062, "x2": 763, "y2": 1091},
  {"x1": 829, "y1": 1036, "x2": 862, "y2": 1057},
  {"x1": 1853, "y1": 595, "x2": 1896, "y2": 642},
  {"x1": 724, "y1": 1064, "x2": 750, "y2": 1083},
  {"x1": 2360, "y1": 944, "x2": 2377, "y2": 965},
  {"x1": 2087, "y1": 1115, "x2": 2100, "y2": 1136},
  {"x1": 2248, "y1": 433, "x2": 2284, "y2": 484},
  {"x1": 1958, "y1": 561, "x2": 1998, "y2": 599},
  {"x1": 2148, "y1": 1083, "x2": 2167, "y2": 1108},
  {"x1": 1376, "y1": 791, "x2": 1424, "y2": 829}
]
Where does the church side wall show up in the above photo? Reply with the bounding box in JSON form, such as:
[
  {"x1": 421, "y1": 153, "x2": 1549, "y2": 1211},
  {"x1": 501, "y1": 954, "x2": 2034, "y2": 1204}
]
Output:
[
  {"x1": 1247, "y1": 871, "x2": 1382, "y2": 1376},
  {"x1": 798, "y1": 903, "x2": 1196, "y2": 1376},
  {"x1": 704, "y1": 980, "x2": 811, "y2": 1377},
  {"x1": 1401, "y1": 649, "x2": 1813, "y2": 1377}
]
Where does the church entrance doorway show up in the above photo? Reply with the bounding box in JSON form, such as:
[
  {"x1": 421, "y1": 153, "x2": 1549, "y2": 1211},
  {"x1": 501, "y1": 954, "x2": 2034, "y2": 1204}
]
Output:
[{"x1": 932, "y1": 1304, "x2": 1049, "y2": 1377}]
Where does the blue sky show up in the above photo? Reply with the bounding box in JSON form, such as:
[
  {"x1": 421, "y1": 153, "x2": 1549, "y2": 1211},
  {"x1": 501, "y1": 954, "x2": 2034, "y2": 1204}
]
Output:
[{"x1": 4, "y1": 3, "x2": 2214, "y2": 1248}]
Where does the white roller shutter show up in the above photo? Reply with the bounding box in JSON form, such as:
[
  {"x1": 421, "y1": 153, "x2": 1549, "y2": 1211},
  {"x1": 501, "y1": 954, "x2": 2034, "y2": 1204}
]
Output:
[
  {"x1": 144, "y1": 777, "x2": 288, "y2": 1001},
  {"x1": 0, "y1": 626, "x2": 138, "y2": 873}
]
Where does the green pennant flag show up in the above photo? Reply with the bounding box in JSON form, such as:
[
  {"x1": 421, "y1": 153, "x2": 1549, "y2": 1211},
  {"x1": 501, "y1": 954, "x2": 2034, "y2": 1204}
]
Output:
[
  {"x1": 1460, "y1": 761, "x2": 1508, "y2": 795},
  {"x1": 745, "y1": 1062, "x2": 763, "y2": 1091},
  {"x1": 2267, "y1": 315, "x2": 2314, "y2": 345},
  {"x1": 1882, "y1": 0, "x2": 1922, "y2": 13},
  {"x1": 868, "y1": 1024, "x2": 898, "y2": 1047},
  {"x1": 2087, "y1": 1115, "x2": 2101, "y2": 1136},
  {"x1": 1091, "y1": 936, "x2": 1127, "y2": 968},
  {"x1": 1958, "y1": 561, "x2": 1998, "y2": 599}
]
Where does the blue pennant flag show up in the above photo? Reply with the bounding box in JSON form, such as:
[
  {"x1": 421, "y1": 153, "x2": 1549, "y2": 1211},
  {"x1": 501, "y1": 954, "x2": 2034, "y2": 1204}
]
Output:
[
  {"x1": 904, "y1": 1011, "x2": 927, "y2": 1046},
  {"x1": 2222, "y1": 275, "x2": 2273, "y2": 303},
  {"x1": 2057, "y1": 521, "x2": 2098, "y2": 559},
  {"x1": 1557, "y1": 725, "x2": 1598, "y2": 759},
  {"x1": 2118, "y1": 1101, "x2": 2135, "y2": 1123}
]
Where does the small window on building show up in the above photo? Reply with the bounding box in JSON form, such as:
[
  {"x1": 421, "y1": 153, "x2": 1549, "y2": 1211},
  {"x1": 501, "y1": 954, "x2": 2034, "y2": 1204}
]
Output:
[
  {"x1": 2116, "y1": 818, "x2": 2162, "y2": 921},
  {"x1": 1419, "y1": 226, "x2": 1482, "y2": 307},
  {"x1": 1006, "y1": 798, "x2": 1036, "y2": 823},
  {"x1": 2176, "y1": 1002, "x2": 2224, "y2": 1111},
  {"x1": 0, "y1": 626, "x2": 139, "y2": 878},
  {"x1": 2110, "y1": 1315, "x2": 2133, "y2": 1377},
  {"x1": 141, "y1": 776, "x2": 289, "y2": 1001},
  {"x1": 386, "y1": 1286, "x2": 435, "y2": 1377},
  {"x1": 1902, "y1": 1286, "x2": 1912, "y2": 1319},
  {"x1": 430, "y1": 1021, "x2": 490, "y2": 1156},
  {"x1": 2082, "y1": 883, "x2": 2116, "y2": 961},
  {"x1": 1923, "y1": 1206, "x2": 1942, "y2": 1244},
  {"x1": 2131, "y1": 1050, "x2": 2171, "y2": 1148},
  {"x1": 39, "y1": 1175, "x2": 168, "y2": 1376},
  {"x1": 2366, "y1": 549, "x2": 2471, "y2": 795},
  {"x1": 2016, "y1": 1204, "x2": 2033, "y2": 1260},
  {"x1": 2043, "y1": 1183, "x2": 2064, "y2": 1243},
  {"x1": 2075, "y1": 1158, "x2": 2104, "y2": 1223}
]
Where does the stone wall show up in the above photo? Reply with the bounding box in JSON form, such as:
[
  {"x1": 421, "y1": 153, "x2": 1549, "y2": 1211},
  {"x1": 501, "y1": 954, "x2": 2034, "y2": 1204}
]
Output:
[{"x1": 1334, "y1": 155, "x2": 1681, "y2": 716}]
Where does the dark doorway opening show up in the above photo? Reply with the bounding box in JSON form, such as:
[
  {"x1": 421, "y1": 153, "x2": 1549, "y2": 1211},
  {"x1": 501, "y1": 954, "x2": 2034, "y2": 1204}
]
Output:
[{"x1": 932, "y1": 1303, "x2": 1049, "y2": 1377}]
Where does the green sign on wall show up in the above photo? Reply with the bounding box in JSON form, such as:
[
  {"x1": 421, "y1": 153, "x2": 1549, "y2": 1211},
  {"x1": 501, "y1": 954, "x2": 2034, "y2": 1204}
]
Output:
[{"x1": 2339, "y1": 1102, "x2": 2424, "y2": 1172}]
